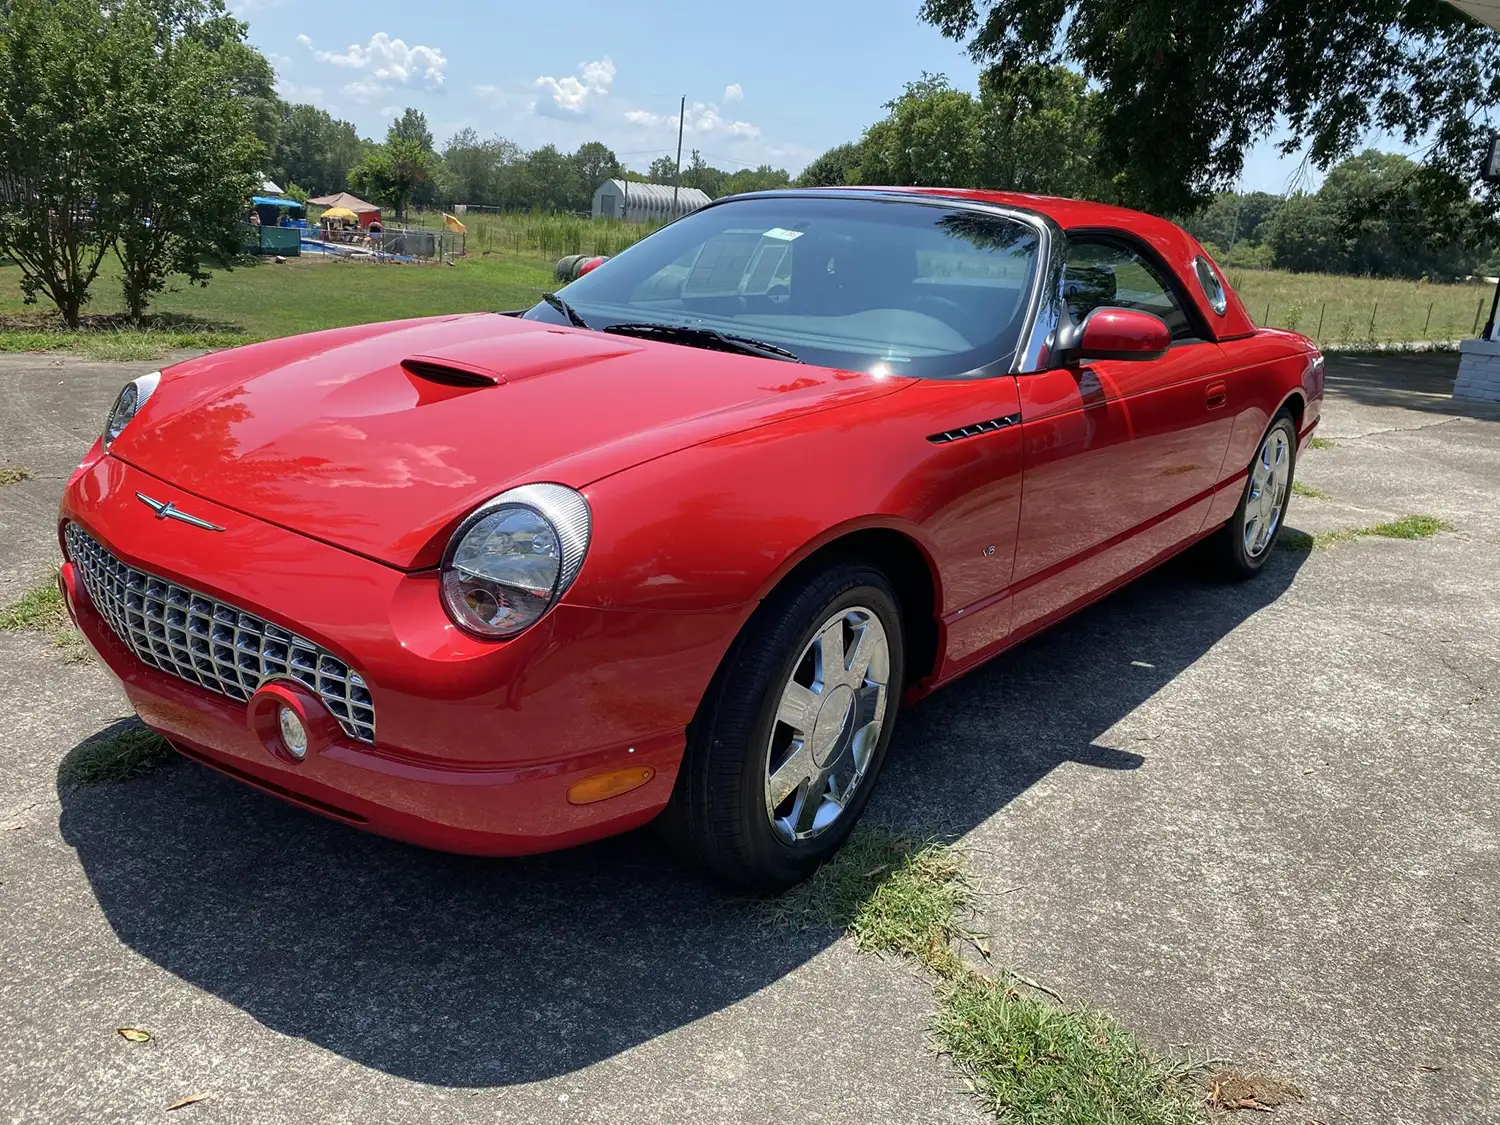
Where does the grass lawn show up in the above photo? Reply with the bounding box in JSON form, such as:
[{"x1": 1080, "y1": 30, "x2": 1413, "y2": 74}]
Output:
[
  {"x1": 1229, "y1": 268, "x2": 1490, "y2": 346},
  {"x1": 0, "y1": 251, "x2": 556, "y2": 358}
]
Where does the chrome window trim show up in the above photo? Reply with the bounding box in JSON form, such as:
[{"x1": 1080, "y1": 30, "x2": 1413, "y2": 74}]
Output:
[{"x1": 688, "y1": 189, "x2": 1068, "y2": 377}]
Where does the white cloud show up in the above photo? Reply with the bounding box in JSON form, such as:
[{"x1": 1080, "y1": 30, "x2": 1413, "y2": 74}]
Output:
[
  {"x1": 724, "y1": 83, "x2": 743, "y2": 103},
  {"x1": 302, "y1": 32, "x2": 447, "y2": 90},
  {"x1": 625, "y1": 99, "x2": 760, "y2": 139},
  {"x1": 533, "y1": 56, "x2": 616, "y2": 115},
  {"x1": 275, "y1": 78, "x2": 326, "y2": 103}
]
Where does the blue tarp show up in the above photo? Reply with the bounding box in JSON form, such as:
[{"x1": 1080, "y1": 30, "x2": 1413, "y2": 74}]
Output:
[{"x1": 252, "y1": 195, "x2": 304, "y2": 210}]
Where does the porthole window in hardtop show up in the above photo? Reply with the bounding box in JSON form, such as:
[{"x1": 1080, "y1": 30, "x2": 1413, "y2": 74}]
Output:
[{"x1": 1194, "y1": 255, "x2": 1228, "y2": 316}]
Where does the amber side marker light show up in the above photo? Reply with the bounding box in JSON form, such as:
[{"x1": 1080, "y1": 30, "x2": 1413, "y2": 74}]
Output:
[{"x1": 567, "y1": 767, "x2": 655, "y2": 805}]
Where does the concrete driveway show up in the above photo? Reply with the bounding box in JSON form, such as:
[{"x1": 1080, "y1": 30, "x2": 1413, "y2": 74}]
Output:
[{"x1": 1, "y1": 351, "x2": 1497, "y2": 1124}]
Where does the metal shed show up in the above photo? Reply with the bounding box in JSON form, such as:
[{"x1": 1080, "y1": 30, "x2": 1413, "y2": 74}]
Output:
[{"x1": 592, "y1": 180, "x2": 711, "y2": 224}]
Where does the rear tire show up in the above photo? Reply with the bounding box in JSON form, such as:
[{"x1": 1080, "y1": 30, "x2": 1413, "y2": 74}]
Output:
[
  {"x1": 1209, "y1": 411, "x2": 1297, "y2": 580},
  {"x1": 660, "y1": 560, "x2": 905, "y2": 891}
]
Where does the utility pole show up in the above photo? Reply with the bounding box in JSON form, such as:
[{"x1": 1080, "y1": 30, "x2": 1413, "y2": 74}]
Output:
[{"x1": 672, "y1": 94, "x2": 685, "y2": 219}]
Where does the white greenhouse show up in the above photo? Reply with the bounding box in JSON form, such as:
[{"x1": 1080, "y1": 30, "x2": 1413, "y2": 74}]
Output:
[{"x1": 592, "y1": 179, "x2": 711, "y2": 224}]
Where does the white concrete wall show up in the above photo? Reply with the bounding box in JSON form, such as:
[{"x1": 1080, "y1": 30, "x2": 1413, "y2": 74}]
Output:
[{"x1": 1455, "y1": 338, "x2": 1500, "y2": 403}]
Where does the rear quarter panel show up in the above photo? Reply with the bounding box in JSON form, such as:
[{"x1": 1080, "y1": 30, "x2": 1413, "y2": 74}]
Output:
[{"x1": 1202, "y1": 329, "x2": 1321, "y2": 526}]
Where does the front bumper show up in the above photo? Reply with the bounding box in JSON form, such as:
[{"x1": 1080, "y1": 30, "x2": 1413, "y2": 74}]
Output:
[{"x1": 60, "y1": 453, "x2": 747, "y2": 855}]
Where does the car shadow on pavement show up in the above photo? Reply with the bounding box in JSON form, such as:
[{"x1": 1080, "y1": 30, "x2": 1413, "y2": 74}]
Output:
[
  {"x1": 56, "y1": 544, "x2": 1305, "y2": 1087},
  {"x1": 1323, "y1": 352, "x2": 1500, "y2": 422}
]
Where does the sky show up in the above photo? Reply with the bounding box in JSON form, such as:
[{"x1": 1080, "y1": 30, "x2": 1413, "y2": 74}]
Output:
[{"x1": 238, "y1": 0, "x2": 1338, "y2": 192}]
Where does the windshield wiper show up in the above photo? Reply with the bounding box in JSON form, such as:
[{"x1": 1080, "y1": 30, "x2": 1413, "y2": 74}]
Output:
[
  {"x1": 541, "y1": 291, "x2": 591, "y2": 330},
  {"x1": 601, "y1": 322, "x2": 801, "y2": 363}
]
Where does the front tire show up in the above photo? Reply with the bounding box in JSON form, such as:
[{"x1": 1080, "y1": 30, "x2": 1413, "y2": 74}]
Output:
[
  {"x1": 1210, "y1": 411, "x2": 1297, "y2": 579},
  {"x1": 662, "y1": 560, "x2": 905, "y2": 890}
]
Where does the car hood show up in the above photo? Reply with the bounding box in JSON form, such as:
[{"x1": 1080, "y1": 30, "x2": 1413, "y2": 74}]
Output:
[{"x1": 112, "y1": 313, "x2": 911, "y2": 569}]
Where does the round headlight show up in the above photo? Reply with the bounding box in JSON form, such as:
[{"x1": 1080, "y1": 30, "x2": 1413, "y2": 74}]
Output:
[
  {"x1": 103, "y1": 371, "x2": 161, "y2": 449},
  {"x1": 440, "y1": 483, "x2": 591, "y2": 639}
]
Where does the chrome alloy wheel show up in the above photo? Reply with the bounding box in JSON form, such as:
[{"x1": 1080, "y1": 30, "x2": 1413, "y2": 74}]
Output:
[
  {"x1": 764, "y1": 606, "x2": 891, "y2": 844},
  {"x1": 1243, "y1": 427, "x2": 1291, "y2": 558}
]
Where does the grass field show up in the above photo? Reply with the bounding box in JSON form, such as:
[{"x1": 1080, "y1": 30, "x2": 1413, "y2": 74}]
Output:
[
  {"x1": 1, "y1": 226, "x2": 1491, "y2": 359},
  {"x1": 1229, "y1": 268, "x2": 1490, "y2": 346},
  {"x1": 400, "y1": 208, "x2": 662, "y2": 259},
  {"x1": 0, "y1": 252, "x2": 556, "y2": 357}
]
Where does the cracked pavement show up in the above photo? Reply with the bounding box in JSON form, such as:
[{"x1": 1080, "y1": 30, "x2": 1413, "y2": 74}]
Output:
[{"x1": 2, "y1": 350, "x2": 1499, "y2": 1124}]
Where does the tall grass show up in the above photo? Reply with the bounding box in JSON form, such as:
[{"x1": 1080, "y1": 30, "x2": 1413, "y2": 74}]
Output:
[
  {"x1": 1229, "y1": 267, "x2": 1490, "y2": 347},
  {"x1": 404, "y1": 209, "x2": 663, "y2": 260}
]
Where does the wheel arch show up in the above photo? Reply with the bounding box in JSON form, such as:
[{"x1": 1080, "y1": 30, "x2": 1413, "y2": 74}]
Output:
[
  {"x1": 1278, "y1": 388, "x2": 1306, "y2": 431},
  {"x1": 751, "y1": 520, "x2": 944, "y2": 691}
]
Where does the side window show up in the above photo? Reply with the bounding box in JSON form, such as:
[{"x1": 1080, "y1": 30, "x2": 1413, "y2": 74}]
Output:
[{"x1": 1063, "y1": 239, "x2": 1196, "y2": 340}]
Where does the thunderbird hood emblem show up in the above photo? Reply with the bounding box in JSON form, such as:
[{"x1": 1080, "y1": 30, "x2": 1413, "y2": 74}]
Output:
[{"x1": 136, "y1": 492, "x2": 225, "y2": 532}]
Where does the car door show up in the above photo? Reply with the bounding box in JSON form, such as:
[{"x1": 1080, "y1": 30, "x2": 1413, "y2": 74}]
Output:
[{"x1": 1010, "y1": 233, "x2": 1237, "y2": 636}]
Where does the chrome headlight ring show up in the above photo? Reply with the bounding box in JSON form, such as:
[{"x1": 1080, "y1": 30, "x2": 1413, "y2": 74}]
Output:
[
  {"x1": 439, "y1": 483, "x2": 592, "y2": 640},
  {"x1": 103, "y1": 371, "x2": 161, "y2": 449}
]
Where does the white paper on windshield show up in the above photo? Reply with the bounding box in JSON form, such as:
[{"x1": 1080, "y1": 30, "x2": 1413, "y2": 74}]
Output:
[{"x1": 762, "y1": 227, "x2": 804, "y2": 241}]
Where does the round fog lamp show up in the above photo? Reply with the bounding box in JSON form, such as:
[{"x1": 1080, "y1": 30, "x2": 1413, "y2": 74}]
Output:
[{"x1": 278, "y1": 706, "x2": 309, "y2": 761}]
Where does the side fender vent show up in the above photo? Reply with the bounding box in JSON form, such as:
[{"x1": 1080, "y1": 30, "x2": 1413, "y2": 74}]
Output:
[{"x1": 927, "y1": 413, "x2": 1021, "y2": 444}]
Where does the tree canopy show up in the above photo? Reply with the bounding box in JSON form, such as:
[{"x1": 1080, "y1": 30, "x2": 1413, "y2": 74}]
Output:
[
  {"x1": 108, "y1": 0, "x2": 261, "y2": 320},
  {"x1": 917, "y1": 0, "x2": 1500, "y2": 216},
  {"x1": 0, "y1": 0, "x2": 261, "y2": 325},
  {"x1": 271, "y1": 103, "x2": 362, "y2": 196},
  {"x1": 796, "y1": 68, "x2": 1107, "y2": 201},
  {"x1": 1264, "y1": 150, "x2": 1495, "y2": 279}
]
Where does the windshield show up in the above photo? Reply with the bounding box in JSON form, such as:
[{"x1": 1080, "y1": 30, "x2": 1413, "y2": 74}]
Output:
[{"x1": 522, "y1": 195, "x2": 1042, "y2": 379}]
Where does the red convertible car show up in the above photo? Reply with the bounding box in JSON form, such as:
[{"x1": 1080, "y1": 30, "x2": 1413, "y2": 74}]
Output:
[{"x1": 58, "y1": 188, "x2": 1322, "y2": 888}]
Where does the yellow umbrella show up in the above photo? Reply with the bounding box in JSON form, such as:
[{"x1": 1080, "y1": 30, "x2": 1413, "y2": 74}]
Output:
[
  {"x1": 321, "y1": 206, "x2": 358, "y2": 221},
  {"x1": 443, "y1": 212, "x2": 467, "y2": 233}
]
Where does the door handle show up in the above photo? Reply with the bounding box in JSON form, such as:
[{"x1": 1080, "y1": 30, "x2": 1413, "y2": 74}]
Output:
[{"x1": 1205, "y1": 382, "x2": 1228, "y2": 409}]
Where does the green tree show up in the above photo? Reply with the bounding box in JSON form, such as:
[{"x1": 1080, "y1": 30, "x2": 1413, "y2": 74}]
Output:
[
  {"x1": 388, "y1": 107, "x2": 434, "y2": 153},
  {"x1": 855, "y1": 69, "x2": 1109, "y2": 198},
  {"x1": 1181, "y1": 191, "x2": 1284, "y2": 257},
  {"x1": 646, "y1": 154, "x2": 679, "y2": 184},
  {"x1": 722, "y1": 164, "x2": 792, "y2": 194},
  {"x1": 387, "y1": 108, "x2": 436, "y2": 207},
  {"x1": 681, "y1": 149, "x2": 727, "y2": 197},
  {"x1": 108, "y1": 0, "x2": 262, "y2": 321},
  {"x1": 272, "y1": 103, "x2": 362, "y2": 194},
  {"x1": 569, "y1": 141, "x2": 623, "y2": 208},
  {"x1": 134, "y1": 0, "x2": 279, "y2": 152},
  {"x1": 514, "y1": 144, "x2": 576, "y2": 211},
  {"x1": 1264, "y1": 150, "x2": 1495, "y2": 279},
  {"x1": 439, "y1": 128, "x2": 519, "y2": 206},
  {"x1": 0, "y1": 0, "x2": 125, "y2": 325},
  {"x1": 973, "y1": 64, "x2": 1109, "y2": 198},
  {"x1": 211, "y1": 38, "x2": 279, "y2": 154},
  {"x1": 858, "y1": 75, "x2": 981, "y2": 187},
  {"x1": 918, "y1": 0, "x2": 1500, "y2": 216},
  {"x1": 797, "y1": 142, "x2": 863, "y2": 187},
  {"x1": 348, "y1": 136, "x2": 436, "y2": 220}
]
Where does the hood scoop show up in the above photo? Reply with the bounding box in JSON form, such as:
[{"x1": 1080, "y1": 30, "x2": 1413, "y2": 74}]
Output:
[{"x1": 401, "y1": 356, "x2": 504, "y2": 388}]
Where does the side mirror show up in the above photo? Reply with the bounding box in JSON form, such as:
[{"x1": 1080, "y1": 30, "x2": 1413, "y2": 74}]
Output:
[{"x1": 1055, "y1": 306, "x2": 1172, "y2": 365}]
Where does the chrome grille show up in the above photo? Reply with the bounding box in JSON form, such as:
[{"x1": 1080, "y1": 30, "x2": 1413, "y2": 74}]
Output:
[{"x1": 65, "y1": 524, "x2": 375, "y2": 743}]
